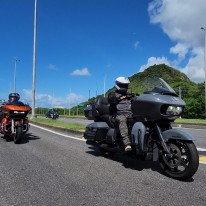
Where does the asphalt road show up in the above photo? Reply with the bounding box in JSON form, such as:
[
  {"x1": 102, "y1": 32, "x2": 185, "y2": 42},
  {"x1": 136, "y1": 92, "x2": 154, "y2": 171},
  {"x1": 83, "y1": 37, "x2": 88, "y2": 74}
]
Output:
[
  {"x1": 58, "y1": 117, "x2": 93, "y2": 125},
  {"x1": 0, "y1": 124, "x2": 206, "y2": 206}
]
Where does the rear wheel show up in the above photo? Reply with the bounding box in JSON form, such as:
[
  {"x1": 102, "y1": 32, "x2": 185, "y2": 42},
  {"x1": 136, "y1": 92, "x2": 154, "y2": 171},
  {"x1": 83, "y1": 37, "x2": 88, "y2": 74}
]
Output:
[
  {"x1": 159, "y1": 140, "x2": 199, "y2": 180},
  {"x1": 13, "y1": 126, "x2": 23, "y2": 144}
]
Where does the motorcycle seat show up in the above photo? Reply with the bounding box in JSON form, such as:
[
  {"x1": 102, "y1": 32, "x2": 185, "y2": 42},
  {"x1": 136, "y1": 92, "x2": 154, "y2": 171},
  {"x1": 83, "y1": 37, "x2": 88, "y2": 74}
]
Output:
[{"x1": 93, "y1": 97, "x2": 134, "y2": 128}]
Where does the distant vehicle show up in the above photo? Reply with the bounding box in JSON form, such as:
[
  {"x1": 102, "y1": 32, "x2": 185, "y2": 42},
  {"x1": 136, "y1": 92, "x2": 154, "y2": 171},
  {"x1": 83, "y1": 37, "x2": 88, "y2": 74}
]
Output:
[{"x1": 45, "y1": 109, "x2": 59, "y2": 119}]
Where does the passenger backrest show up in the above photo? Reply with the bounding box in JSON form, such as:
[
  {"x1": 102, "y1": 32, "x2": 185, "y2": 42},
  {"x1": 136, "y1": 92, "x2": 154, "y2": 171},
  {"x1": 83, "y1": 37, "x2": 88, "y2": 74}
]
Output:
[{"x1": 95, "y1": 97, "x2": 110, "y2": 115}]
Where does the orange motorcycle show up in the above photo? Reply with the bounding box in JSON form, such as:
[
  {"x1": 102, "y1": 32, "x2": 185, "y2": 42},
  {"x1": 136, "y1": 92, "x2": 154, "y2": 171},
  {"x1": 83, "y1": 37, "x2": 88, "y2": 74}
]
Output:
[{"x1": 0, "y1": 94, "x2": 31, "y2": 144}]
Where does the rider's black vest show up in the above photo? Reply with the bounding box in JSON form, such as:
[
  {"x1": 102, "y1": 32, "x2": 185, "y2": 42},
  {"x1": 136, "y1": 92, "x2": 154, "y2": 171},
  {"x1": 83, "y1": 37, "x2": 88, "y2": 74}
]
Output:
[{"x1": 108, "y1": 91, "x2": 132, "y2": 115}]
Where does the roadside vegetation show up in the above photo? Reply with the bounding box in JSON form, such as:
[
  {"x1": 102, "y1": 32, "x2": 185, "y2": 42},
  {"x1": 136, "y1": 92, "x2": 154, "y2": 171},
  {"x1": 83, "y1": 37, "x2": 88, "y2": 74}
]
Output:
[
  {"x1": 30, "y1": 118, "x2": 86, "y2": 132},
  {"x1": 175, "y1": 118, "x2": 206, "y2": 125}
]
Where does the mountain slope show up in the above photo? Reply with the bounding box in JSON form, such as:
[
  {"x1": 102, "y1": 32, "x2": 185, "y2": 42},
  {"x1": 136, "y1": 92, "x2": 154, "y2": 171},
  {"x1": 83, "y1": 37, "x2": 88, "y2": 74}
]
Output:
[{"x1": 106, "y1": 64, "x2": 194, "y2": 95}]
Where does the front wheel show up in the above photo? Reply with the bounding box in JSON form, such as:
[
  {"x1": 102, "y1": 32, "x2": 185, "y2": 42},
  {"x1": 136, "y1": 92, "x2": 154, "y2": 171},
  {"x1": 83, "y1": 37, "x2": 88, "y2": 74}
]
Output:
[
  {"x1": 13, "y1": 126, "x2": 23, "y2": 144},
  {"x1": 159, "y1": 140, "x2": 199, "y2": 180}
]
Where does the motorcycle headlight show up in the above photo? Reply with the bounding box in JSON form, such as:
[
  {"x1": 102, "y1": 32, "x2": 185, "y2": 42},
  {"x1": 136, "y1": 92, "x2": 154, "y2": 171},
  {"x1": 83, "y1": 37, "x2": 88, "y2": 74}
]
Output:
[
  {"x1": 166, "y1": 106, "x2": 183, "y2": 115},
  {"x1": 14, "y1": 111, "x2": 25, "y2": 114}
]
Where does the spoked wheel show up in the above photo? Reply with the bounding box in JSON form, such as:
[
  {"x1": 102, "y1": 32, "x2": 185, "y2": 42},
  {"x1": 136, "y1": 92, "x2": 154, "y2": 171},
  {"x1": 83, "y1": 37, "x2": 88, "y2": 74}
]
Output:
[{"x1": 159, "y1": 140, "x2": 199, "y2": 180}]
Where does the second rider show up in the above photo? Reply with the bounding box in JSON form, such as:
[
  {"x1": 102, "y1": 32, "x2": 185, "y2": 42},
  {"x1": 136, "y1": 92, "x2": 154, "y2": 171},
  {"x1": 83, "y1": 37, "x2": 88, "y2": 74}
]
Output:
[{"x1": 108, "y1": 77, "x2": 133, "y2": 152}]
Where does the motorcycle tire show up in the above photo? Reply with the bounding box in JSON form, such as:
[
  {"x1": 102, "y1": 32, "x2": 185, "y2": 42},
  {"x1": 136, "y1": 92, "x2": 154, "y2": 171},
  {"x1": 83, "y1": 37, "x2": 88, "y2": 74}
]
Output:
[
  {"x1": 159, "y1": 140, "x2": 199, "y2": 180},
  {"x1": 13, "y1": 126, "x2": 23, "y2": 144}
]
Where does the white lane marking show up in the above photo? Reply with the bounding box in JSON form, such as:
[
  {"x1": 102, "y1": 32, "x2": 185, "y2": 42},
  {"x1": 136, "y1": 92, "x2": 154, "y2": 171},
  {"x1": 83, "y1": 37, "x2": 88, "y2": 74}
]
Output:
[
  {"x1": 30, "y1": 123, "x2": 86, "y2": 142},
  {"x1": 197, "y1": 148, "x2": 206, "y2": 151},
  {"x1": 30, "y1": 123, "x2": 206, "y2": 159}
]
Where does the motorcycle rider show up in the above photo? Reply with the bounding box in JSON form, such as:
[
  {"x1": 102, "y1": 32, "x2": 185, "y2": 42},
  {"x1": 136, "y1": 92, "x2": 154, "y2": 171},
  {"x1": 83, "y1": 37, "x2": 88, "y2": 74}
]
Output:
[
  {"x1": 8, "y1": 93, "x2": 20, "y2": 103},
  {"x1": 108, "y1": 77, "x2": 132, "y2": 152},
  {"x1": 0, "y1": 93, "x2": 20, "y2": 121}
]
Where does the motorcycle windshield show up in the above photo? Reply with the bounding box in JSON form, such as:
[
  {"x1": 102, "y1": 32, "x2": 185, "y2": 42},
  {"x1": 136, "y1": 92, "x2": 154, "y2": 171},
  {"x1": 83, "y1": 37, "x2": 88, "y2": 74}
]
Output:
[{"x1": 143, "y1": 78, "x2": 177, "y2": 95}]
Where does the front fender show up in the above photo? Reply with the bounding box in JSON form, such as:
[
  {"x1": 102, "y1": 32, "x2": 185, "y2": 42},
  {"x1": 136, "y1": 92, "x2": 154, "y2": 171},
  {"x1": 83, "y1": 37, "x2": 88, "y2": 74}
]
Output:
[
  {"x1": 162, "y1": 128, "x2": 196, "y2": 141},
  {"x1": 131, "y1": 122, "x2": 146, "y2": 151}
]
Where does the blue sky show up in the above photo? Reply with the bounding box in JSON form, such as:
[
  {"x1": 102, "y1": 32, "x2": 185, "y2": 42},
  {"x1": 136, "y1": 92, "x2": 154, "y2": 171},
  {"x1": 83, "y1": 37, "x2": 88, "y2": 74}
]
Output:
[{"x1": 0, "y1": 0, "x2": 206, "y2": 108}]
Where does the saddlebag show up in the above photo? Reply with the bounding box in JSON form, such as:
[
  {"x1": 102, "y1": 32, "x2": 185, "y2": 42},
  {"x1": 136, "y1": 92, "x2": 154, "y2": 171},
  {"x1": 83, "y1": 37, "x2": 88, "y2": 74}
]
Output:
[{"x1": 84, "y1": 122, "x2": 109, "y2": 142}]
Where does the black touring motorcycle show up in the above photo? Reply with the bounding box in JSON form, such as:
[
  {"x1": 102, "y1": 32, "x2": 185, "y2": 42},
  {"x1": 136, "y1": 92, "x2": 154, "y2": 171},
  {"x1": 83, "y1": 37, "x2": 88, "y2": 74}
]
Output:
[{"x1": 84, "y1": 78, "x2": 199, "y2": 180}]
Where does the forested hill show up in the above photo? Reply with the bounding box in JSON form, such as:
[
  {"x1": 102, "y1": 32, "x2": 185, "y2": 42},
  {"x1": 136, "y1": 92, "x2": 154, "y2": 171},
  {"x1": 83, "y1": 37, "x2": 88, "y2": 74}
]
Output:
[
  {"x1": 102, "y1": 64, "x2": 205, "y2": 119},
  {"x1": 106, "y1": 64, "x2": 195, "y2": 95},
  {"x1": 130, "y1": 64, "x2": 191, "y2": 83}
]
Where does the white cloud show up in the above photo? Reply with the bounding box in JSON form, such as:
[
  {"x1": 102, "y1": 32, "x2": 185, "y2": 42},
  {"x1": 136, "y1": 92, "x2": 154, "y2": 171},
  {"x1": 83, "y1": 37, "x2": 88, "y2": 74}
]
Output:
[
  {"x1": 140, "y1": 56, "x2": 170, "y2": 72},
  {"x1": 22, "y1": 89, "x2": 32, "y2": 102},
  {"x1": 148, "y1": 0, "x2": 206, "y2": 46},
  {"x1": 134, "y1": 41, "x2": 140, "y2": 50},
  {"x1": 106, "y1": 64, "x2": 112, "y2": 68},
  {"x1": 22, "y1": 89, "x2": 58, "y2": 107},
  {"x1": 169, "y1": 43, "x2": 190, "y2": 61},
  {"x1": 67, "y1": 93, "x2": 85, "y2": 106},
  {"x1": 147, "y1": 0, "x2": 206, "y2": 82},
  {"x1": 22, "y1": 89, "x2": 87, "y2": 108},
  {"x1": 47, "y1": 64, "x2": 57, "y2": 70},
  {"x1": 180, "y1": 47, "x2": 204, "y2": 82},
  {"x1": 70, "y1": 67, "x2": 91, "y2": 76}
]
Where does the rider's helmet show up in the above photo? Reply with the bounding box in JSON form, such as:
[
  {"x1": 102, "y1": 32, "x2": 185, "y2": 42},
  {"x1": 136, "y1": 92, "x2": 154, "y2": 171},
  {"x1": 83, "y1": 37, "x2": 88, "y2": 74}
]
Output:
[
  {"x1": 115, "y1": 77, "x2": 130, "y2": 94},
  {"x1": 8, "y1": 93, "x2": 20, "y2": 102}
]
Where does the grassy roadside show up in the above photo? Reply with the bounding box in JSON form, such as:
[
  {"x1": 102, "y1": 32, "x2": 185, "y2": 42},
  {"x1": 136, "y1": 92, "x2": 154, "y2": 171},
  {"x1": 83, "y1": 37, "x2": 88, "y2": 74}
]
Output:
[
  {"x1": 174, "y1": 118, "x2": 206, "y2": 125},
  {"x1": 30, "y1": 116, "x2": 206, "y2": 132},
  {"x1": 30, "y1": 118, "x2": 86, "y2": 132},
  {"x1": 35, "y1": 114, "x2": 206, "y2": 125}
]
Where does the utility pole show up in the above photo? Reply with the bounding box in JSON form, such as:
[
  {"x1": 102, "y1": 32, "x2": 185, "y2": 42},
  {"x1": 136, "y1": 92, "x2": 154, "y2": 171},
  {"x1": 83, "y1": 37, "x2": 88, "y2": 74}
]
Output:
[
  {"x1": 68, "y1": 89, "x2": 71, "y2": 116},
  {"x1": 31, "y1": 0, "x2": 37, "y2": 118},
  {"x1": 179, "y1": 86, "x2": 182, "y2": 98},
  {"x1": 104, "y1": 75, "x2": 106, "y2": 97},
  {"x1": 13, "y1": 58, "x2": 20, "y2": 92},
  {"x1": 201, "y1": 27, "x2": 206, "y2": 119},
  {"x1": 179, "y1": 86, "x2": 182, "y2": 119}
]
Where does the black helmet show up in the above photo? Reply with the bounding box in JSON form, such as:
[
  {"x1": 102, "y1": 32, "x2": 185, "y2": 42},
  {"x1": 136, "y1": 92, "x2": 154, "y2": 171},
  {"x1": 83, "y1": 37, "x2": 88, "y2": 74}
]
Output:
[
  {"x1": 115, "y1": 77, "x2": 130, "y2": 94},
  {"x1": 8, "y1": 93, "x2": 20, "y2": 102}
]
